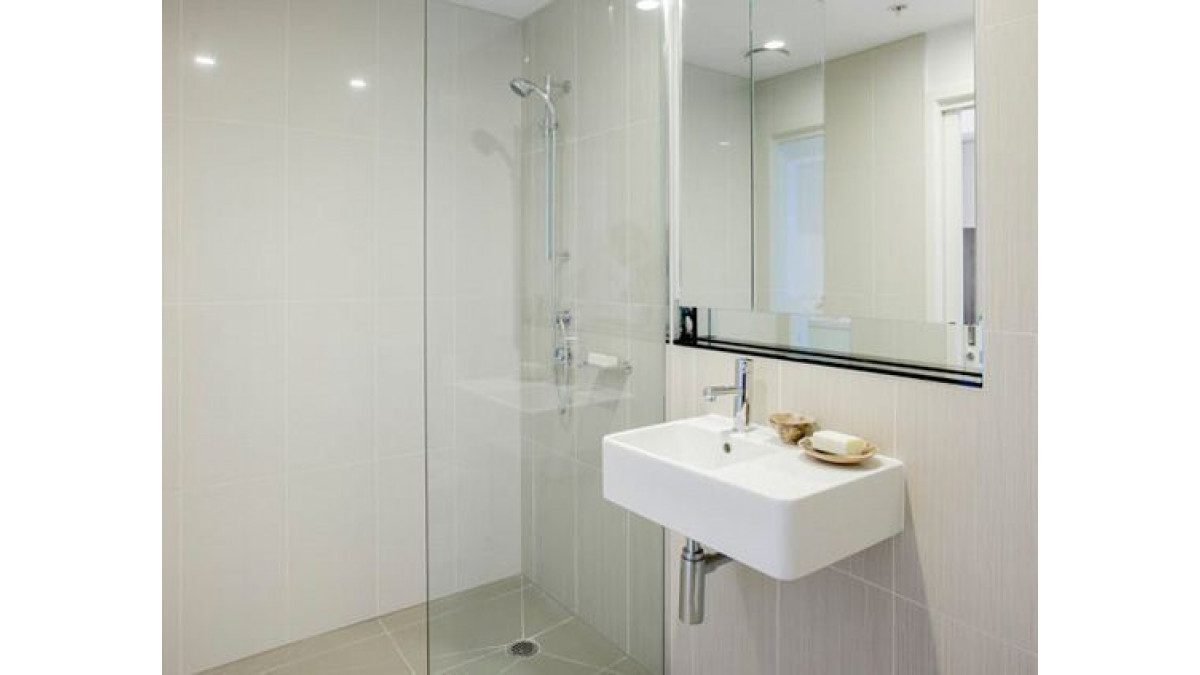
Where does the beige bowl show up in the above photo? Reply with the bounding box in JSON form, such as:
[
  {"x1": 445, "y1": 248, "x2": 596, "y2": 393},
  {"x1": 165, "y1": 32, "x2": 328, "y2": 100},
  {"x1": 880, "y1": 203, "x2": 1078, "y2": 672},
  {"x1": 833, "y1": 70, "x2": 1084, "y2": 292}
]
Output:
[{"x1": 768, "y1": 412, "x2": 816, "y2": 445}]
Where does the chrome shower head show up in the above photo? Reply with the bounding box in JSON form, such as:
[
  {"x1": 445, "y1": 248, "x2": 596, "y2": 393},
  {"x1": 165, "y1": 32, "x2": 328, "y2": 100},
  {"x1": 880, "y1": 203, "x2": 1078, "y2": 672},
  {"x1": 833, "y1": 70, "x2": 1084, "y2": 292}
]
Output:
[{"x1": 509, "y1": 77, "x2": 543, "y2": 99}]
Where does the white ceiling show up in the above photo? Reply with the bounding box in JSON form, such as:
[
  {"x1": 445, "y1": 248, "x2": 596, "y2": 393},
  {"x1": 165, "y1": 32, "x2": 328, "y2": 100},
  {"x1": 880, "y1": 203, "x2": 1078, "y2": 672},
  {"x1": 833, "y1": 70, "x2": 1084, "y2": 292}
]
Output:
[
  {"x1": 442, "y1": 0, "x2": 973, "y2": 79},
  {"x1": 685, "y1": 0, "x2": 974, "y2": 79},
  {"x1": 445, "y1": 0, "x2": 555, "y2": 20}
]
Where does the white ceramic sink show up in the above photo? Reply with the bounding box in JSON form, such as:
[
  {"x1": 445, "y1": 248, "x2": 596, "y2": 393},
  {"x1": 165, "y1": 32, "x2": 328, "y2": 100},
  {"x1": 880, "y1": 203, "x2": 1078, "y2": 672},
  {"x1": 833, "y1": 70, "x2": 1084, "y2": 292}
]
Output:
[{"x1": 602, "y1": 414, "x2": 904, "y2": 581}]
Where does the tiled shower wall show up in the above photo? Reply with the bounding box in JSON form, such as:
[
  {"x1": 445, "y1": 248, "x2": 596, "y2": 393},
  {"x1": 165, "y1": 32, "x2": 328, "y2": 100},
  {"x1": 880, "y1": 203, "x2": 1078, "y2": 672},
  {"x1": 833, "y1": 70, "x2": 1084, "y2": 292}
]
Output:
[
  {"x1": 162, "y1": 0, "x2": 426, "y2": 671},
  {"x1": 518, "y1": 0, "x2": 668, "y2": 671},
  {"x1": 664, "y1": 0, "x2": 1037, "y2": 673}
]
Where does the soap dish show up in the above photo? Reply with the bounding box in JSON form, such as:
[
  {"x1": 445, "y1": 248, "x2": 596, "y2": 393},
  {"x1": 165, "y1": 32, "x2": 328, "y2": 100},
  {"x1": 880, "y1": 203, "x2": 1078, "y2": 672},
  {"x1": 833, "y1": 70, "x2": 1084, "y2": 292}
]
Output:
[{"x1": 799, "y1": 437, "x2": 878, "y2": 465}]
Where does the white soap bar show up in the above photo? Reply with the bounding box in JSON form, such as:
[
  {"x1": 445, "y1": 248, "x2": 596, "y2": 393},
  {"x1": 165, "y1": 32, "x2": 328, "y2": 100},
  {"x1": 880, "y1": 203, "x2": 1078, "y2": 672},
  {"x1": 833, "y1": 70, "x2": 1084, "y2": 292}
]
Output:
[
  {"x1": 587, "y1": 352, "x2": 620, "y2": 369},
  {"x1": 812, "y1": 430, "x2": 867, "y2": 456}
]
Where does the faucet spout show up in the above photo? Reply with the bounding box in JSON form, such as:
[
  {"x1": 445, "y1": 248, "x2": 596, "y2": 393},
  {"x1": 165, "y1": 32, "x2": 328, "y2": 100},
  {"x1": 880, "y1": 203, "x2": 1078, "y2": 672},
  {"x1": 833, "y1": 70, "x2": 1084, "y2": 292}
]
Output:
[{"x1": 700, "y1": 357, "x2": 753, "y2": 432}]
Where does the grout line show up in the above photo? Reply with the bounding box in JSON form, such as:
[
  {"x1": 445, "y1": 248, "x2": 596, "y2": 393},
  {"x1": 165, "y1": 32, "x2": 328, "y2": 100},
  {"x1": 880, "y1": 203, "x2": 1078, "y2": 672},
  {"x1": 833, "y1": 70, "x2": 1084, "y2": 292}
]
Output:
[
  {"x1": 372, "y1": 0, "x2": 382, "y2": 621},
  {"x1": 173, "y1": 0, "x2": 184, "y2": 670},
  {"x1": 379, "y1": 619, "x2": 418, "y2": 675},
  {"x1": 281, "y1": 0, "x2": 293, "y2": 642}
]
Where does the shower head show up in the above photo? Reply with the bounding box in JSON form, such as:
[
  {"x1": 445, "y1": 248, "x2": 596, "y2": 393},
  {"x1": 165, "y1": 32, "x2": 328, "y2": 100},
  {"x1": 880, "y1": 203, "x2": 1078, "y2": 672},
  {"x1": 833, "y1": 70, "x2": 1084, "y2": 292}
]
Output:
[{"x1": 509, "y1": 77, "x2": 544, "y2": 99}]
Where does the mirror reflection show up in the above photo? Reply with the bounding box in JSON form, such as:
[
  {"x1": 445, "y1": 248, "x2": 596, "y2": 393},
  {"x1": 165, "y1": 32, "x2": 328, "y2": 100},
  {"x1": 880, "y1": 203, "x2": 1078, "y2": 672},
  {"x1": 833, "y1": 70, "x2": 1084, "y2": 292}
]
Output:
[{"x1": 679, "y1": 0, "x2": 980, "y2": 371}]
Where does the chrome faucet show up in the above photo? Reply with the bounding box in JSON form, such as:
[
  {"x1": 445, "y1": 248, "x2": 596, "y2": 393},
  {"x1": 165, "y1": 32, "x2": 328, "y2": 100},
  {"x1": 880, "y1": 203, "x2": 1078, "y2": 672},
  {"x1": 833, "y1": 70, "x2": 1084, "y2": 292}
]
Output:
[{"x1": 702, "y1": 357, "x2": 752, "y2": 433}]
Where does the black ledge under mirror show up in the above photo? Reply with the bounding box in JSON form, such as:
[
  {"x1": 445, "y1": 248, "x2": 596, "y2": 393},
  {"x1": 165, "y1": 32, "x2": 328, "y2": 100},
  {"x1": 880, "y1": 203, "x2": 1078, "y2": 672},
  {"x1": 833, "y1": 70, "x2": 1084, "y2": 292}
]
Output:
[{"x1": 674, "y1": 0, "x2": 981, "y2": 385}]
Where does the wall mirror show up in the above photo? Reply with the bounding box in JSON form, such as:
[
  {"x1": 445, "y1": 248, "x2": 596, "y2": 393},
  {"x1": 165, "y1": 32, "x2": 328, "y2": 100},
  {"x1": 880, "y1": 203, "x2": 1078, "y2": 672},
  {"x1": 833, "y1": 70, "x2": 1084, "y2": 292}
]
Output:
[{"x1": 676, "y1": 0, "x2": 981, "y2": 383}]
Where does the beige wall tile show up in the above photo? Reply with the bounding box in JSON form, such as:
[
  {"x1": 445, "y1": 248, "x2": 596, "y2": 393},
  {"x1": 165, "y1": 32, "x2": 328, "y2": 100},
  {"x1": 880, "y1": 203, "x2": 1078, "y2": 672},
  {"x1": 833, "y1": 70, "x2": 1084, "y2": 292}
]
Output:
[
  {"x1": 676, "y1": 562, "x2": 778, "y2": 675},
  {"x1": 163, "y1": 121, "x2": 180, "y2": 302},
  {"x1": 896, "y1": 598, "x2": 1036, "y2": 675},
  {"x1": 287, "y1": 463, "x2": 378, "y2": 639},
  {"x1": 181, "y1": 0, "x2": 287, "y2": 125},
  {"x1": 183, "y1": 477, "x2": 288, "y2": 672},
  {"x1": 286, "y1": 131, "x2": 376, "y2": 302},
  {"x1": 378, "y1": 453, "x2": 427, "y2": 613},
  {"x1": 981, "y1": 0, "x2": 1037, "y2": 29},
  {"x1": 979, "y1": 16, "x2": 1038, "y2": 335},
  {"x1": 180, "y1": 121, "x2": 286, "y2": 303},
  {"x1": 287, "y1": 302, "x2": 375, "y2": 471},
  {"x1": 578, "y1": 0, "x2": 628, "y2": 137},
  {"x1": 181, "y1": 304, "x2": 286, "y2": 490},
  {"x1": 287, "y1": 0, "x2": 378, "y2": 137},
  {"x1": 577, "y1": 464, "x2": 630, "y2": 648},
  {"x1": 778, "y1": 569, "x2": 893, "y2": 675}
]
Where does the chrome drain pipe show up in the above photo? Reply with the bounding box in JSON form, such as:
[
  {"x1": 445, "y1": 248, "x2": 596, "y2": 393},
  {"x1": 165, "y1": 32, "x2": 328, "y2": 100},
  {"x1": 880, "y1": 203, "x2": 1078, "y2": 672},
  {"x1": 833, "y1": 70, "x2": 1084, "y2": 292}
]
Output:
[{"x1": 678, "y1": 538, "x2": 731, "y2": 625}]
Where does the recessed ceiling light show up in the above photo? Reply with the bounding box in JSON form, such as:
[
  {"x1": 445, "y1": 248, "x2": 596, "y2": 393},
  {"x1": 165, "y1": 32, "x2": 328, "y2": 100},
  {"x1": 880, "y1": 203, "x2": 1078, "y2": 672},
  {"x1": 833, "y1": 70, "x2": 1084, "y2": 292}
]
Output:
[
  {"x1": 762, "y1": 39, "x2": 786, "y2": 50},
  {"x1": 349, "y1": 78, "x2": 368, "y2": 89},
  {"x1": 635, "y1": 0, "x2": 661, "y2": 10},
  {"x1": 193, "y1": 54, "x2": 216, "y2": 68}
]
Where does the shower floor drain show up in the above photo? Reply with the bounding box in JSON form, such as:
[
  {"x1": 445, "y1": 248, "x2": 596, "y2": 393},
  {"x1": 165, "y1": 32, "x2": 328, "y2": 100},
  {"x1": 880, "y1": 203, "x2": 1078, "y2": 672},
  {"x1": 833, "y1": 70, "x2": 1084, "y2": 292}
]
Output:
[{"x1": 507, "y1": 639, "x2": 539, "y2": 658}]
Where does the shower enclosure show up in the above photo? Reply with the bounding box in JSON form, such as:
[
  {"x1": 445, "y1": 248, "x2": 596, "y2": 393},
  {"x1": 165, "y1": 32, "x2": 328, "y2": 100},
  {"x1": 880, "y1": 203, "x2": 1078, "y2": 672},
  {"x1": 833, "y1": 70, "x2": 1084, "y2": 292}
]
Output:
[
  {"x1": 421, "y1": 1, "x2": 668, "y2": 672},
  {"x1": 163, "y1": 0, "x2": 667, "y2": 673}
]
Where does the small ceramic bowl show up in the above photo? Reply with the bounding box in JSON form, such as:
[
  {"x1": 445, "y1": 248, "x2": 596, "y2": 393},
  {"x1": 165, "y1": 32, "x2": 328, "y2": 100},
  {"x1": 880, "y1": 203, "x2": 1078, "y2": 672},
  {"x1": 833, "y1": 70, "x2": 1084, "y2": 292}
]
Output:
[{"x1": 768, "y1": 412, "x2": 816, "y2": 445}]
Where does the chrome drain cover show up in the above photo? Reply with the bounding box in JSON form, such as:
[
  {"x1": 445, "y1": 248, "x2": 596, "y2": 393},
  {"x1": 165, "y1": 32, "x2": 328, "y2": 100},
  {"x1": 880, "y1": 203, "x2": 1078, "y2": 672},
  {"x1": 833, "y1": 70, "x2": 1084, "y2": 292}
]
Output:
[{"x1": 507, "y1": 639, "x2": 539, "y2": 658}]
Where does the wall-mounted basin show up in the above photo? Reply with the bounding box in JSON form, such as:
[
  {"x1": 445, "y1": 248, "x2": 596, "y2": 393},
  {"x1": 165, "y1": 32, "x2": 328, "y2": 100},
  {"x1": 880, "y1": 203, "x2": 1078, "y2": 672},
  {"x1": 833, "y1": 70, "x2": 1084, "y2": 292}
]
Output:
[{"x1": 602, "y1": 414, "x2": 904, "y2": 581}]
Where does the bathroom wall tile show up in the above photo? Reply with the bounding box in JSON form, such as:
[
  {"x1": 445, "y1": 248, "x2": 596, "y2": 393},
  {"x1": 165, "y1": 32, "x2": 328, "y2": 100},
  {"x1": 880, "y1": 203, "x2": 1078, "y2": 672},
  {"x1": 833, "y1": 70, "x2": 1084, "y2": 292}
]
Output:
[
  {"x1": 576, "y1": 130, "x2": 630, "y2": 305},
  {"x1": 181, "y1": 304, "x2": 286, "y2": 490},
  {"x1": 377, "y1": 298, "x2": 425, "y2": 458},
  {"x1": 831, "y1": 537, "x2": 894, "y2": 592},
  {"x1": 180, "y1": 120, "x2": 285, "y2": 302},
  {"x1": 627, "y1": 0, "x2": 663, "y2": 125},
  {"x1": 454, "y1": 296, "x2": 521, "y2": 381},
  {"x1": 453, "y1": 10, "x2": 523, "y2": 301},
  {"x1": 980, "y1": 15, "x2": 1037, "y2": 335},
  {"x1": 182, "y1": 477, "x2": 287, "y2": 672},
  {"x1": 778, "y1": 568, "x2": 894, "y2": 675},
  {"x1": 287, "y1": 302, "x2": 375, "y2": 470},
  {"x1": 377, "y1": 142, "x2": 424, "y2": 301},
  {"x1": 981, "y1": 0, "x2": 1037, "y2": 29},
  {"x1": 532, "y1": 442, "x2": 578, "y2": 610},
  {"x1": 163, "y1": 0, "x2": 179, "y2": 119},
  {"x1": 628, "y1": 514, "x2": 665, "y2": 675},
  {"x1": 180, "y1": 0, "x2": 286, "y2": 125},
  {"x1": 426, "y1": 444, "x2": 459, "y2": 599},
  {"x1": 693, "y1": 347, "x2": 779, "y2": 425},
  {"x1": 379, "y1": 0, "x2": 425, "y2": 143},
  {"x1": 163, "y1": 121, "x2": 179, "y2": 303},
  {"x1": 163, "y1": 488, "x2": 181, "y2": 674},
  {"x1": 425, "y1": 299, "x2": 456, "y2": 452},
  {"x1": 288, "y1": 463, "x2": 378, "y2": 639},
  {"x1": 288, "y1": 0, "x2": 378, "y2": 137},
  {"x1": 577, "y1": 0, "x2": 627, "y2": 137},
  {"x1": 163, "y1": 306, "x2": 180, "y2": 495},
  {"x1": 627, "y1": 120, "x2": 667, "y2": 306},
  {"x1": 523, "y1": 0, "x2": 578, "y2": 144},
  {"x1": 893, "y1": 376, "x2": 988, "y2": 636},
  {"x1": 778, "y1": 360, "x2": 898, "y2": 454},
  {"x1": 896, "y1": 598, "x2": 1037, "y2": 675},
  {"x1": 576, "y1": 465, "x2": 629, "y2": 650},
  {"x1": 666, "y1": 346, "x2": 696, "y2": 421},
  {"x1": 453, "y1": 401, "x2": 522, "y2": 589},
  {"x1": 379, "y1": 453, "x2": 427, "y2": 613},
  {"x1": 628, "y1": 318, "x2": 667, "y2": 430},
  {"x1": 680, "y1": 563, "x2": 777, "y2": 675},
  {"x1": 287, "y1": 130, "x2": 376, "y2": 301},
  {"x1": 977, "y1": 331, "x2": 1038, "y2": 651}
]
